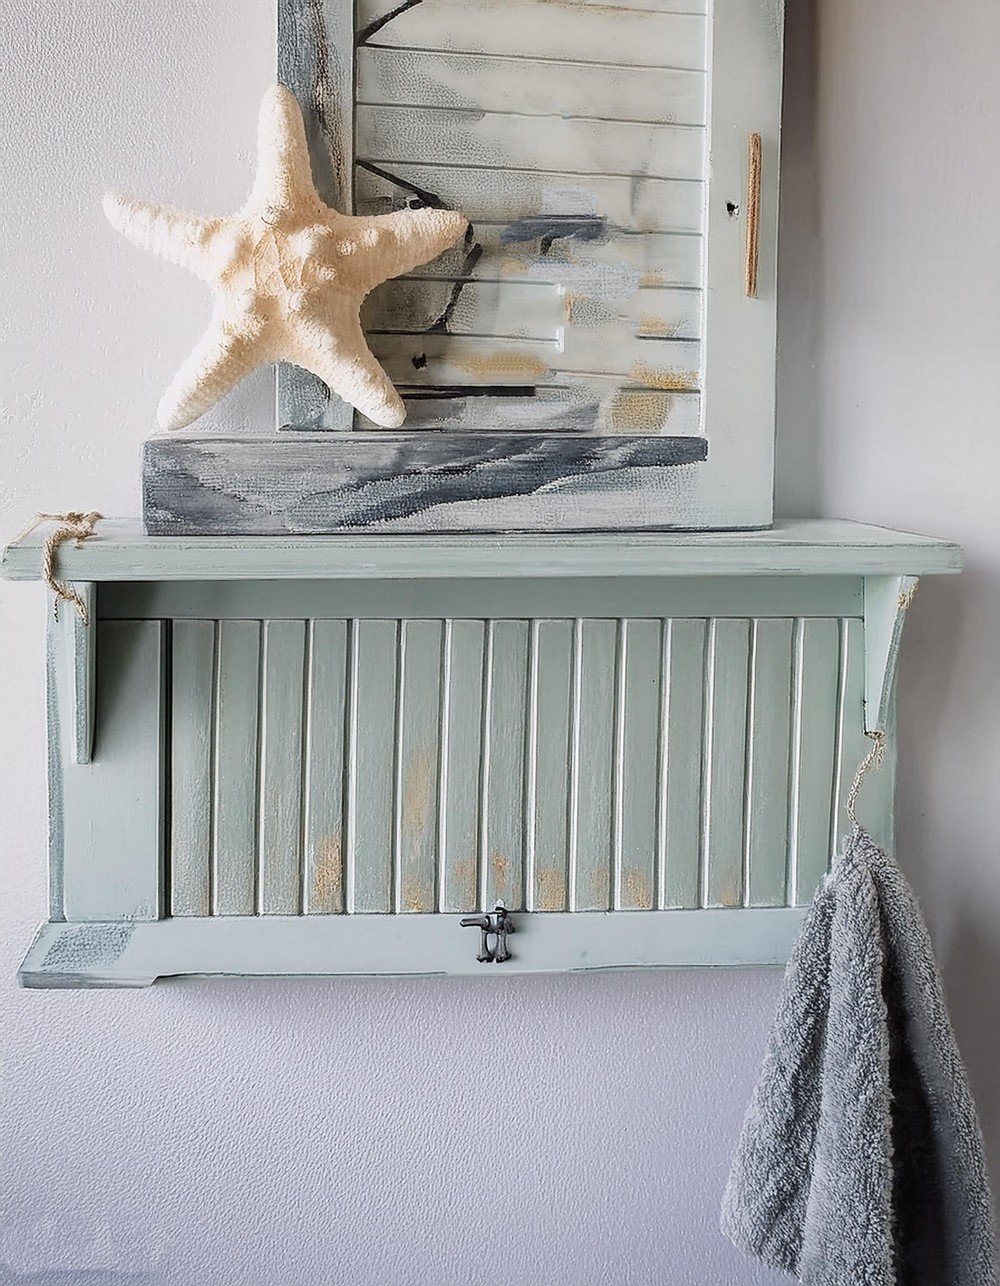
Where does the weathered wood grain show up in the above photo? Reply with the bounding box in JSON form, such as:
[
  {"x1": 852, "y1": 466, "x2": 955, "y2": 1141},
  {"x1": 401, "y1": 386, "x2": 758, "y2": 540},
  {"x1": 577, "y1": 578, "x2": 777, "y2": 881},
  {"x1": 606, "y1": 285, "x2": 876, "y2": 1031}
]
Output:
[
  {"x1": 354, "y1": 164, "x2": 704, "y2": 235},
  {"x1": 357, "y1": 47, "x2": 707, "y2": 126},
  {"x1": 356, "y1": 0, "x2": 706, "y2": 67},
  {"x1": 171, "y1": 621, "x2": 215, "y2": 916},
  {"x1": 258, "y1": 620, "x2": 307, "y2": 913},
  {"x1": 143, "y1": 434, "x2": 708, "y2": 535},
  {"x1": 357, "y1": 106, "x2": 705, "y2": 182},
  {"x1": 277, "y1": 0, "x2": 355, "y2": 430},
  {"x1": 213, "y1": 620, "x2": 261, "y2": 915}
]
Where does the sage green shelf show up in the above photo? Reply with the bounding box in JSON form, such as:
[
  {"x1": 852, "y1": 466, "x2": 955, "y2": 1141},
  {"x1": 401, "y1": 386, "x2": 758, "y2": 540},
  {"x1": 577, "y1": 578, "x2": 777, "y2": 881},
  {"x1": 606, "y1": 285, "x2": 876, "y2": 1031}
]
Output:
[
  {"x1": 1, "y1": 517, "x2": 962, "y2": 987},
  {"x1": 1, "y1": 518, "x2": 963, "y2": 584}
]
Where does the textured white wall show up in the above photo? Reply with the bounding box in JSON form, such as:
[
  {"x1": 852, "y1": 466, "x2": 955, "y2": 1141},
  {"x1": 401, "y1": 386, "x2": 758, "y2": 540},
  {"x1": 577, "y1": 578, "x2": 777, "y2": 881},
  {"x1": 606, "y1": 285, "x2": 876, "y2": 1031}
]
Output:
[{"x1": 0, "y1": 2, "x2": 996, "y2": 1283}]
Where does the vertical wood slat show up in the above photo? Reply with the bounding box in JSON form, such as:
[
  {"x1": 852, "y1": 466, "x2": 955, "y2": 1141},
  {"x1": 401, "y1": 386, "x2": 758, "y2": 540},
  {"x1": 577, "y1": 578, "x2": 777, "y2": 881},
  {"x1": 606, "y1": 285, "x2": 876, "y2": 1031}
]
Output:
[
  {"x1": 791, "y1": 618, "x2": 841, "y2": 905},
  {"x1": 617, "y1": 620, "x2": 662, "y2": 911},
  {"x1": 396, "y1": 620, "x2": 443, "y2": 913},
  {"x1": 482, "y1": 620, "x2": 529, "y2": 910},
  {"x1": 167, "y1": 610, "x2": 852, "y2": 920},
  {"x1": 304, "y1": 620, "x2": 348, "y2": 914},
  {"x1": 171, "y1": 621, "x2": 214, "y2": 916},
  {"x1": 439, "y1": 620, "x2": 485, "y2": 912},
  {"x1": 258, "y1": 620, "x2": 307, "y2": 914},
  {"x1": 349, "y1": 620, "x2": 398, "y2": 912},
  {"x1": 531, "y1": 620, "x2": 574, "y2": 911},
  {"x1": 744, "y1": 618, "x2": 793, "y2": 907},
  {"x1": 213, "y1": 620, "x2": 261, "y2": 916},
  {"x1": 701, "y1": 619, "x2": 750, "y2": 907},
  {"x1": 660, "y1": 619, "x2": 707, "y2": 909},
  {"x1": 573, "y1": 619, "x2": 617, "y2": 911}
]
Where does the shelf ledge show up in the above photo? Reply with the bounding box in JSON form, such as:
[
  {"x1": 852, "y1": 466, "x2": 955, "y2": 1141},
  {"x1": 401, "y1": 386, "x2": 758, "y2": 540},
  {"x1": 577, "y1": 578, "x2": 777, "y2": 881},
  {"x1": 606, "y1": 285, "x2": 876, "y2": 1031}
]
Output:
[{"x1": 1, "y1": 518, "x2": 963, "y2": 583}]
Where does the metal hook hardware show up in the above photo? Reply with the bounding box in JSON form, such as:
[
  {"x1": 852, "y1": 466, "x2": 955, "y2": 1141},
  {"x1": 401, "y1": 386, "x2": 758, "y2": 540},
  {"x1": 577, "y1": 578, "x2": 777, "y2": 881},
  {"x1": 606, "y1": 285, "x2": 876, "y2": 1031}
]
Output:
[{"x1": 460, "y1": 903, "x2": 515, "y2": 963}]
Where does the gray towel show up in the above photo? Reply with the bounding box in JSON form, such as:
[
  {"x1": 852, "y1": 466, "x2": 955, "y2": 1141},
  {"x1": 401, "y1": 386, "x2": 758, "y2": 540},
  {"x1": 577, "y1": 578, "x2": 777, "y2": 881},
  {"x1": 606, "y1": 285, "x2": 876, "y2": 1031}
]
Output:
[{"x1": 722, "y1": 826, "x2": 998, "y2": 1285}]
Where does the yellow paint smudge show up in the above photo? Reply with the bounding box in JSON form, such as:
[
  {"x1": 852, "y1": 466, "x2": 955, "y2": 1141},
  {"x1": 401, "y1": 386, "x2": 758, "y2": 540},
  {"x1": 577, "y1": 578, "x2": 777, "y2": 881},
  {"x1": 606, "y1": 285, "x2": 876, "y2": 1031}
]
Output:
[
  {"x1": 456, "y1": 351, "x2": 550, "y2": 381},
  {"x1": 630, "y1": 361, "x2": 699, "y2": 392},
  {"x1": 609, "y1": 389, "x2": 673, "y2": 435}
]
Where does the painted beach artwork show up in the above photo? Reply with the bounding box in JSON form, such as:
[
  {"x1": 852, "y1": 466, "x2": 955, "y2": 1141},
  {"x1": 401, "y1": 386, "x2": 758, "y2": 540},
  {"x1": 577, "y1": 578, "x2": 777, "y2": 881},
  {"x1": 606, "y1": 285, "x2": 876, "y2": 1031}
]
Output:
[{"x1": 146, "y1": 0, "x2": 782, "y2": 532}]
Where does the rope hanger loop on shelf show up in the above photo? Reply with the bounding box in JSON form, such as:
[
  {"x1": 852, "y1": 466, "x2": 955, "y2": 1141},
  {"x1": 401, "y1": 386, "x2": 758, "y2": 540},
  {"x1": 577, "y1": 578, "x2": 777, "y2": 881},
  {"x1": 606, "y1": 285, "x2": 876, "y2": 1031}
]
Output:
[{"x1": 12, "y1": 511, "x2": 103, "y2": 625}]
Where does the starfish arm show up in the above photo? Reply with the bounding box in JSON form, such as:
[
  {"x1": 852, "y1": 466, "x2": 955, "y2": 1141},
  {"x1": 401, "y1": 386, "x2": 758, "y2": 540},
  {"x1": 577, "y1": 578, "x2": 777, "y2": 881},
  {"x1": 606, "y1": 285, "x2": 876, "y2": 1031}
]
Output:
[
  {"x1": 350, "y1": 208, "x2": 469, "y2": 292},
  {"x1": 157, "y1": 310, "x2": 270, "y2": 430},
  {"x1": 103, "y1": 192, "x2": 220, "y2": 280},
  {"x1": 247, "y1": 84, "x2": 321, "y2": 216},
  {"x1": 290, "y1": 311, "x2": 405, "y2": 428}
]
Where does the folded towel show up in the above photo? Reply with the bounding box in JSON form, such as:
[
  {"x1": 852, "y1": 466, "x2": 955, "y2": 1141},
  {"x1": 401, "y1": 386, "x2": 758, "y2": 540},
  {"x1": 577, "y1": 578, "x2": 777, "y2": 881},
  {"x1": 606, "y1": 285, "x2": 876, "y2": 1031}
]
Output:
[{"x1": 721, "y1": 826, "x2": 998, "y2": 1285}]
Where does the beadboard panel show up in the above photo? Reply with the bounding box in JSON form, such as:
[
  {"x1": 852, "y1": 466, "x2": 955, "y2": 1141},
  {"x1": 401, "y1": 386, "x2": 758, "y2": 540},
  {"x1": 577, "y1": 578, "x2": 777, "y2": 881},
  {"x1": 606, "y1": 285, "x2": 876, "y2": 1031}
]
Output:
[{"x1": 168, "y1": 613, "x2": 862, "y2": 917}]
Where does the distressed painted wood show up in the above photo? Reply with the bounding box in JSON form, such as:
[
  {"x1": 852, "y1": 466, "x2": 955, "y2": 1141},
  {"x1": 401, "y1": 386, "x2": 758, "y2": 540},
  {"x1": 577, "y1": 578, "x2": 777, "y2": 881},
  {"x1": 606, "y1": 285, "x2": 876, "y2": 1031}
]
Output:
[
  {"x1": 171, "y1": 621, "x2": 215, "y2": 916},
  {"x1": 438, "y1": 619, "x2": 484, "y2": 913},
  {"x1": 142, "y1": 434, "x2": 708, "y2": 535},
  {"x1": 7, "y1": 522, "x2": 960, "y2": 984},
  {"x1": 573, "y1": 619, "x2": 616, "y2": 911},
  {"x1": 660, "y1": 618, "x2": 707, "y2": 909},
  {"x1": 701, "y1": 619, "x2": 750, "y2": 908},
  {"x1": 396, "y1": 619, "x2": 443, "y2": 913},
  {"x1": 4, "y1": 520, "x2": 962, "y2": 582},
  {"x1": 348, "y1": 619, "x2": 398, "y2": 912},
  {"x1": 277, "y1": 0, "x2": 354, "y2": 430},
  {"x1": 356, "y1": 47, "x2": 707, "y2": 125},
  {"x1": 214, "y1": 620, "x2": 261, "y2": 915},
  {"x1": 270, "y1": 0, "x2": 783, "y2": 530},
  {"x1": 18, "y1": 908, "x2": 806, "y2": 988},
  {"x1": 59, "y1": 621, "x2": 166, "y2": 922},
  {"x1": 258, "y1": 620, "x2": 307, "y2": 913},
  {"x1": 303, "y1": 619, "x2": 348, "y2": 914},
  {"x1": 744, "y1": 618, "x2": 793, "y2": 906}
]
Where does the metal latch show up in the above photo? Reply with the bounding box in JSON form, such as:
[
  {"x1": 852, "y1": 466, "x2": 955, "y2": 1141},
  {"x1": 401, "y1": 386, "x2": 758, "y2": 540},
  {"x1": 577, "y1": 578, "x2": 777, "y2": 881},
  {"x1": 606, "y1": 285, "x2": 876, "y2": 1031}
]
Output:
[{"x1": 460, "y1": 903, "x2": 515, "y2": 963}]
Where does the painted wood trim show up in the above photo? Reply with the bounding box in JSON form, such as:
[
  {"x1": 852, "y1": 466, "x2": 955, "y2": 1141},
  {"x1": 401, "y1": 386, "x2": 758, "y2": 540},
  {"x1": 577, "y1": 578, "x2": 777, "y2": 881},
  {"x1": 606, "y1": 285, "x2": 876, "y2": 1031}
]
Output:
[
  {"x1": 17, "y1": 907, "x2": 809, "y2": 988},
  {"x1": 50, "y1": 582, "x2": 97, "y2": 765},
  {"x1": 863, "y1": 575, "x2": 920, "y2": 734},
  {"x1": 1, "y1": 520, "x2": 964, "y2": 583},
  {"x1": 58, "y1": 621, "x2": 167, "y2": 921},
  {"x1": 277, "y1": 0, "x2": 355, "y2": 430}
]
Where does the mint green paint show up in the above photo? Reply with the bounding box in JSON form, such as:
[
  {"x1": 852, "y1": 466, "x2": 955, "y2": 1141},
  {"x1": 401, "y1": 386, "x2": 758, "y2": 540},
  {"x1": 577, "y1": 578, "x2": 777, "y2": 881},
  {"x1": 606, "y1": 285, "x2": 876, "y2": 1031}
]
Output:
[{"x1": 2, "y1": 522, "x2": 960, "y2": 985}]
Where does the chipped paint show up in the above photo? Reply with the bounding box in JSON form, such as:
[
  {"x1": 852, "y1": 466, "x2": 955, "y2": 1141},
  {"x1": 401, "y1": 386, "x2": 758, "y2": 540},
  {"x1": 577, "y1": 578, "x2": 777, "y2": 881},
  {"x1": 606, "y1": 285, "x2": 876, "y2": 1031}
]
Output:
[
  {"x1": 624, "y1": 868, "x2": 653, "y2": 909},
  {"x1": 402, "y1": 747, "x2": 435, "y2": 836},
  {"x1": 490, "y1": 850, "x2": 509, "y2": 897},
  {"x1": 535, "y1": 869, "x2": 566, "y2": 911},
  {"x1": 630, "y1": 361, "x2": 699, "y2": 392},
  {"x1": 453, "y1": 859, "x2": 478, "y2": 909},
  {"x1": 310, "y1": 834, "x2": 343, "y2": 910},
  {"x1": 402, "y1": 877, "x2": 433, "y2": 913}
]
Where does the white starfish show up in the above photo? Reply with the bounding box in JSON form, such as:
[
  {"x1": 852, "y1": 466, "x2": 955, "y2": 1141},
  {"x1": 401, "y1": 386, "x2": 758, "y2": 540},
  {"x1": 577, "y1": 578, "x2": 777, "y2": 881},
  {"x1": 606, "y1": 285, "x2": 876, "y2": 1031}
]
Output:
[{"x1": 104, "y1": 84, "x2": 468, "y2": 429}]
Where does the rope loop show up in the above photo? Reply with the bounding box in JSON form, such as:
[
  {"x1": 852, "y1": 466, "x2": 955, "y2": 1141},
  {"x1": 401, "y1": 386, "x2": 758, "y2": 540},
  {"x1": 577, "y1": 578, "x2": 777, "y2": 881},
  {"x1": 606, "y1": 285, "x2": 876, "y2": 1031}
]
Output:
[
  {"x1": 845, "y1": 729, "x2": 887, "y2": 829},
  {"x1": 12, "y1": 511, "x2": 103, "y2": 624}
]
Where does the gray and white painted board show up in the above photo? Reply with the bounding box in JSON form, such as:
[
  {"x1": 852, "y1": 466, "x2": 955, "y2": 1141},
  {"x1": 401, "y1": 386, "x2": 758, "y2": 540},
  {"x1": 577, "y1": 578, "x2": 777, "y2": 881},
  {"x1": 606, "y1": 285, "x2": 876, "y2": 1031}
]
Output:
[
  {"x1": 270, "y1": 0, "x2": 784, "y2": 530},
  {"x1": 142, "y1": 434, "x2": 708, "y2": 535}
]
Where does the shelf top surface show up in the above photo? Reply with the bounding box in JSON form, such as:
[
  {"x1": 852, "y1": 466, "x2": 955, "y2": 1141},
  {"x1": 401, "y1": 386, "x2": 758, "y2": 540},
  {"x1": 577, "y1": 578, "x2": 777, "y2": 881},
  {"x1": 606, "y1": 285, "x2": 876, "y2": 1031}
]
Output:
[{"x1": 1, "y1": 518, "x2": 963, "y2": 583}]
